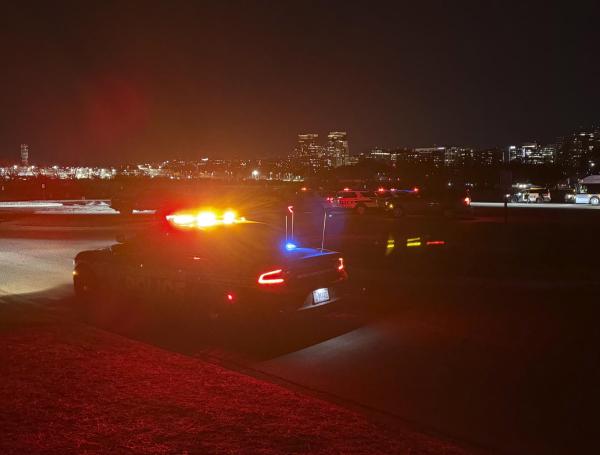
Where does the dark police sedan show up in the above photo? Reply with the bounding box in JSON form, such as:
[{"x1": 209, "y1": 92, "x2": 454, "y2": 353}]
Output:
[{"x1": 73, "y1": 210, "x2": 348, "y2": 323}]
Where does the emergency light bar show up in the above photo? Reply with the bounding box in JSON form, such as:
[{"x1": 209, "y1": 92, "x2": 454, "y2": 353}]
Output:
[{"x1": 166, "y1": 210, "x2": 241, "y2": 228}]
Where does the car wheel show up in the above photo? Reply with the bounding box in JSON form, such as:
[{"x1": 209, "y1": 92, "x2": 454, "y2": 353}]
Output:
[
  {"x1": 511, "y1": 196, "x2": 518, "y2": 203},
  {"x1": 73, "y1": 267, "x2": 103, "y2": 319},
  {"x1": 355, "y1": 204, "x2": 366, "y2": 215},
  {"x1": 73, "y1": 266, "x2": 97, "y2": 301},
  {"x1": 74, "y1": 268, "x2": 126, "y2": 327},
  {"x1": 536, "y1": 197, "x2": 542, "y2": 203},
  {"x1": 590, "y1": 197, "x2": 600, "y2": 206},
  {"x1": 118, "y1": 206, "x2": 133, "y2": 216}
]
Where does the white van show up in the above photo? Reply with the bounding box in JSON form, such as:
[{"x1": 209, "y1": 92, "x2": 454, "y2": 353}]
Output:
[{"x1": 575, "y1": 175, "x2": 600, "y2": 205}]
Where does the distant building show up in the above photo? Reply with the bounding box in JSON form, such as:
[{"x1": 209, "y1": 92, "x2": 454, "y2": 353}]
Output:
[
  {"x1": 508, "y1": 142, "x2": 555, "y2": 165},
  {"x1": 556, "y1": 128, "x2": 599, "y2": 173},
  {"x1": 327, "y1": 131, "x2": 350, "y2": 167},
  {"x1": 473, "y1": 148, "x2": 504, "y2": 166},
  {"x1": 444, "y1": 147, "x2": 474, "y2": 167},
  {"x1": 345, "y1": 155, "x2": 360, "y2": 166},
  {"x1": 411, "y1": 147, "x2": 446, "y2": 167},
  {"x1": 290, "y1": 133, "x2": 327, "y2": 173},
  {"x1": 296, "y1": 133, "x2": 320, "y2": 156},
  {"x1": 20, "y1": 144, "x2": 29, "y2": 167},
  {"x1": 368, "y1": 147, "x2": 394, "y2": 162},
  {"x1": 540, "y1": 144, "x2": 556, "y2": 164},
  {"x1": 289, "y1": 131, "x2": 351, "y2": 174}
]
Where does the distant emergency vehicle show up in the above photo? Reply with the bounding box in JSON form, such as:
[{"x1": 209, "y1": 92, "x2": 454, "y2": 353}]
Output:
[
  {"x1": 331, "y1": 189, "x2": 378, "y2": 214},
  {"x1": 511, "y1": 184, "x2": 551, "y2": 203}
]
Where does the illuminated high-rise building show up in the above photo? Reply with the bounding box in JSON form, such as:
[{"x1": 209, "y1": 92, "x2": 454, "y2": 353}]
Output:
[
  {"x1": 20, "y1": 144, "x2": 29, "y2": 166},
  {"x1": 508, "y1": 142, "x2": 554, "y2": 165},
  {"x1": 327, "y1": 131, "x2": 349, "y2": 167},
  {"x1": 295, "y1": 134, "x2": 320, "y2": 158},
  {"x1": 291, "y1": 133, "x2": 326, "y2": 173}
]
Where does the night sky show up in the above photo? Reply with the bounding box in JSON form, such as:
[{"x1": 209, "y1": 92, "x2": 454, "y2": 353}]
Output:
[{"x1": 1, "y1": 1, "x2": 599, "y2": 165}]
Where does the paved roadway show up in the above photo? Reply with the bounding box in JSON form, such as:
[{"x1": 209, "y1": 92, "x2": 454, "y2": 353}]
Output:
[
  {"x1": 472, "y1": 201, "x2": 600, "y2": 209},
  {"x1": 2, "y1": 211, "x2": 599, "y2": 455},
  {"x1": 0, "y1": 237, "x2": 113, "y2": 302}
]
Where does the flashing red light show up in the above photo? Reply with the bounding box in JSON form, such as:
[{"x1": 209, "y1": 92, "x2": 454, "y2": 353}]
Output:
[
  {"x1": 258, "y1": 269, "x2": 285, "y2": 285},
  {"x1": 378, "y1": 187, "x2": 385, "y2": 192},
  {"x1": 343, "y1": 187, "x2": 350, "y2": 191},
  {"x1": 426, "y1": 240, "x2": 446, "y2": 246},
  {"x1": 464, "y1": 196, "x2": 471, "y2": 205},
  {"x1": 326, "y1": 197, "x2": 334, "y2": 202},
  {"x1": 337, "y1": 257, "x2": 345, "y2": 271},
  {"x1": 412, "y1": 186, "x2": 419, "y2": 193},
  {"x1": 226, "y1": 293, "x2": 235, "y2": 302}
]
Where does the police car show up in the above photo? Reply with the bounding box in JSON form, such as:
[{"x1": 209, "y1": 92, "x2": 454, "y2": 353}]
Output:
[
  {"x1": 73, "y1": 210, "x2": 348, "y2": 321},
  {"x1": 331, "y1": 189, "x2": 379, "y2": 214},
  {"x1": 378, "y1": 186, "x2": 472, "y2": 218}
]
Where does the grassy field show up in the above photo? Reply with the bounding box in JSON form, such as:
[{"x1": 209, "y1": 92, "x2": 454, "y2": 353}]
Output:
[{"x1": 0, "y1": 302, "x2": 471, "y2": 454}]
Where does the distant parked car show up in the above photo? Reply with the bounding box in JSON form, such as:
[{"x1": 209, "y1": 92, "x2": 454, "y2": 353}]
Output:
[
  {"x1": 574, "y1": 175, "x2": 600, "y2": 205},
  {"x1": 511, "y1": 186, "x2": 551, "y2": 203}
]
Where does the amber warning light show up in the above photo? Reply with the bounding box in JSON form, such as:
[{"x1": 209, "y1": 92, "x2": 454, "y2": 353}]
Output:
[{"x1": 166, "y1": 210, "x2": 242, "y2": 228}]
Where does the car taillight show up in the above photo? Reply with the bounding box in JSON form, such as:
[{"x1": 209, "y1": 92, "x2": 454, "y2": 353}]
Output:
[
  {"x1": 464, "y1": 196, "x2": 471, "y2": 205},
  {"x1": 426, "y1": 240, "x2": 446, "y2": 246},
  {"x1": 337, "y1": 257, "x2": 344, "y2": 271},
  {"x1": 258, "y1": 269, "x2": 285, "y2": 285}
]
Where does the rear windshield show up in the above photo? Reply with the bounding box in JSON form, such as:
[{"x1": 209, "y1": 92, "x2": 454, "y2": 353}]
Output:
[{"x1": 132, "y1": 223, "x2": 284, "y2": 257}]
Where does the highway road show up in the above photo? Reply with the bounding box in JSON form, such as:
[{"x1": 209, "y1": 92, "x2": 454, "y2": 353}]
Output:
[{"x1": 2, "y1": 214, "x2": 599, "y2": 455}]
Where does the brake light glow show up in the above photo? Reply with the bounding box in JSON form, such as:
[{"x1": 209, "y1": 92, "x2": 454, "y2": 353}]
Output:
[
  {"x1": 338, "y1": 257, "x2": 345, "y2": 271},
  {"x1": 258, "y1": 269, "x2": 285, "y2": 285},
  {"x1": 426, "y1": 240, "x2": 446, "y2": 246},
  {"x1": 378, "y1": 187, "x2": 385, "y2": 192}
]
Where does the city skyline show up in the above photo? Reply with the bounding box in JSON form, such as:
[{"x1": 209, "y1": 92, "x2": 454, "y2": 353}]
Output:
[
  {"x1": 3, "y1": 121, "x2": 598, "y2": 169},
  {"x1": 2, "y1": 2, "x2": 599, "y2": 165}
]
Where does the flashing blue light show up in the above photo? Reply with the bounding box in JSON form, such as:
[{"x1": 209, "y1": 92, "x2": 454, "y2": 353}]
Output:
[{"x1": 285, "y1": 242, "x2": 297, "y2": 251}]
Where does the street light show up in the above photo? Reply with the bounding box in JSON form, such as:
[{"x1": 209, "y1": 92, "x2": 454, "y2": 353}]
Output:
[{"x1": 252, "y1": 169, "x2": 259, "y2": 179}]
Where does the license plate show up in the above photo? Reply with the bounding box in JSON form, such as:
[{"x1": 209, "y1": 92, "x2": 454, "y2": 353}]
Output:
[{"x1": 312, "y1": 288, "x2": 330, "y2": 304}]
